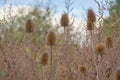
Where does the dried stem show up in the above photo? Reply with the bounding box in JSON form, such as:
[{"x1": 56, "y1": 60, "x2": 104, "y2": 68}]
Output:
[{"x1": 50, "y1": 45, "x2": 53, "y2": 65}]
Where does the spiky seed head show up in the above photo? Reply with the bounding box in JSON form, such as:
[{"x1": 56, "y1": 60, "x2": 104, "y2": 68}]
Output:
[
  {"x1": 47, "y1": 31, "x2": 56, "y2": 46},
  {"x1": 96, "y1": 43, "x2": 105, "y2": 56},
  {"x1": 106, "y1": 36, "x2": 113, "y2": 48},
  {"x1": 115, "y1": 69, "x2": 120, "y2": 80},
  {"x1": 26, "y1": 19, "x2": 33, "y2": 33},
  {"x1": 79, "y1": 65, "x2": 87, "y2": 73},
  {"x1": 105, "y1": 67, "x2": 111, "y2": 78},
  {"x1": 40, "y1": 53, "x2": 48, "y2": 66},
  {"x1": 60, "y1": 13, "x2": 69, "y2": 27},
  {"x1": 87, "y1": 9, "x2": 96, "y2": 30}
]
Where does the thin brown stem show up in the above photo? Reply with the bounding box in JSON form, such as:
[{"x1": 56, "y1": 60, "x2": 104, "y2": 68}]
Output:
[
  {"x1": 90, "y1": 30, "x2": 99, "y2": 80},
  {"x1": 50, "y1": 45, "x2": 53, "y2": 65}
]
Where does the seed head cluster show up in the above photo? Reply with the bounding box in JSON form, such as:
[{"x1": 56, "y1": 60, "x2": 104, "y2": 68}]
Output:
[
  {"x1": 47, "y1": 31, "x2": 56, "y2": 46},
  {"x1": 79, "y1": 65, "x2": 87, "y2": 73},
  {"x1": 40, "y1": 53, "x2": 48, "y2": 66},
  {"x1": 105, "y1": 67, "x2": 111, "y2": 78},
  {"x1": 60, "y1": 13, "x2": 69, "y2": 27},
  {"x1": 96, "y1": 43, "x2": 105, "y2": 56},
  {"x1": 87, "y1": 9, "x2": 96, "y2": 30},
  {"x1": 106, "y1": 36, "x2": 113, "y2": 48},
  {"x1": 26, "y1": 19, "x2": 33, "y2": 33}
]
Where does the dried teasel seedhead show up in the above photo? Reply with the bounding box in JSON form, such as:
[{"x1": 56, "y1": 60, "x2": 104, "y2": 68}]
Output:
[
  {"x1": 40, "y1": 53, "x2": 48, "y2": 66},
  {"x1": 26, "y1": 19, "x2": 33, "y2": 33},
  {"x1": 79, "y1": 65, "x2": 87, "y2": 73},
  {"x1": 106, "y1": 36, "x2": 113, "y2": 48},
  {"x1": 115, "y1": 69, "x2": 120, "y2": 80},
  {"x1": 87, "y1": 9, "x2": 96, "y2": 30},
  {"x1": 60, "y1": 13, "x2": 69, "y2": 27},
  {"x1": 96, "y1": 43, "x2": 105, "y2": 56},
  {"x1": 47, "y1": 31, "x2": 56, "y2": 46},
  {"x1": 105, "y1": 67, "x2": 112, "y2": 78}
]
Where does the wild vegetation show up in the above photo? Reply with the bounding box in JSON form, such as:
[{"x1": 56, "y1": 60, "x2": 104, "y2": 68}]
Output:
[{"x1": 0, "y1": 0, "x2": 120, "y2": 80}]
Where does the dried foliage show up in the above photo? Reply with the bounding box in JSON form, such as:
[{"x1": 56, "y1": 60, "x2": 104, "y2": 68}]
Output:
[{"x1": 0, "y1": 0, "x2": 120, "y2": 80}]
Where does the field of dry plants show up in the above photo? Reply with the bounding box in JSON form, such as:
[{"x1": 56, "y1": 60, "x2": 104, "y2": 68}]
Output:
[{"x1": 0, "y1": 0, "x2": 120, "y2": 80}]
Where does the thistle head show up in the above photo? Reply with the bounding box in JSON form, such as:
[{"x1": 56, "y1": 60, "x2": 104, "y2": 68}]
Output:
[
  {"x1": 26, "y1": 19, "x2": 33, "y2": 33},
  {"x1": 47, "y1": 31, "x2": 56, "y2": 46},
  {"x1": 96, "y1": 43, "x2": 105, "y2": 56},
  {"x1": 105, "y1": 67, "x2": 112, "y2": 78},
  {"x1": 40, "y1": 53, "x2": 48, "y2": 66},
  {"x1": 79, "y1": 65, "x2": 87, "y2": 73},
  {"x1": 115, "y1": 69, "x2": 120, "y2": 80},
  {"x1": 87, "y1": 9, "x2": 96, "y2": 30},
  {"x1": 60, "y1": 13, "x2": 69, "y2": 27},
  {"x1": 106, "y1": 36, "x2": 113, "y2": 48}
]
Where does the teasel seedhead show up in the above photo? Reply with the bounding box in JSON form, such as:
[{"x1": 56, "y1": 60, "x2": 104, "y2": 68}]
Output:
[
  {"x1": 106, "y1": 36, "x2": 113, "y2": 48},
  {"x1": 40, "y1": 53, "x2": 48, "y2": 66},
  {"x1": 96, "y1": 43, "x2": 105, "y2": 56},
  {"x1": 87, "y1": 9, "x2": 96, "y2": 30},
  {"x1": 79, "y1": 65, "x2": 87, "y2": 73},
  {"x1": 60, "y1": 13, "x2": 69, "y2": 27},
  {"x1": 115, "y1": 69, "x2": 120, "y2": 80},
  {"x1": 26, "y1": 19, "x2": 33, "y2": 33},
  {"x1": 105, "y1": 67, "x2": 112, "y2": 78},
  {"x1": 47, "y1": 31, "x2": 56, "y2": 46}
]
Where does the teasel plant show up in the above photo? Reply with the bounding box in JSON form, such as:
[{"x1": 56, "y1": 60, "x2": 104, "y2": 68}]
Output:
[
  {"x1": 95, "y1": 43, "x2": 106, "y2": 80},
  {"x1": 87, "y1": 8, "x2": 101, "y2": 80},
  {"x1": 26, "y1": 19, "x2": 34, "y2": 33},
  {"x1": 25, "y1": 18, "x2": 38, "y2": 80},
  {"x1": 60, "y1": 13, "x2": 69, "y2": 34},
  {"x1": 24, "y1": 18, "x2": 34, "y2": 45},
  {"x1": 40, "y1": 53, "x2": 48, "y2": 80},
  {"x1": 87, "y1": 8, "x2": 106, "y2": 80},
  {"x1": 60, "y1": 0, "x2": 74, "y2": 35},
  {"x1": 25, "y1": 18, "x2": 34, "y2": 53},
  {"x1": 87, "y1": 8, "x2": 96, "y2": 48},
  {"x1": 47, "y1": 31, "x2": 56, "y2": 65},
  {"x1": 105, "y1": 36, "x2": 113, "y2": 80},
  {"x1": 78, "y1": 65, "x2": 87, "y2": 80},
  {"x1": 105, "y1": 67, "x2": 112, "y2": 80},
  {"x1": 59, "y1": 0, "x2": 75, "y2": 52}
]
